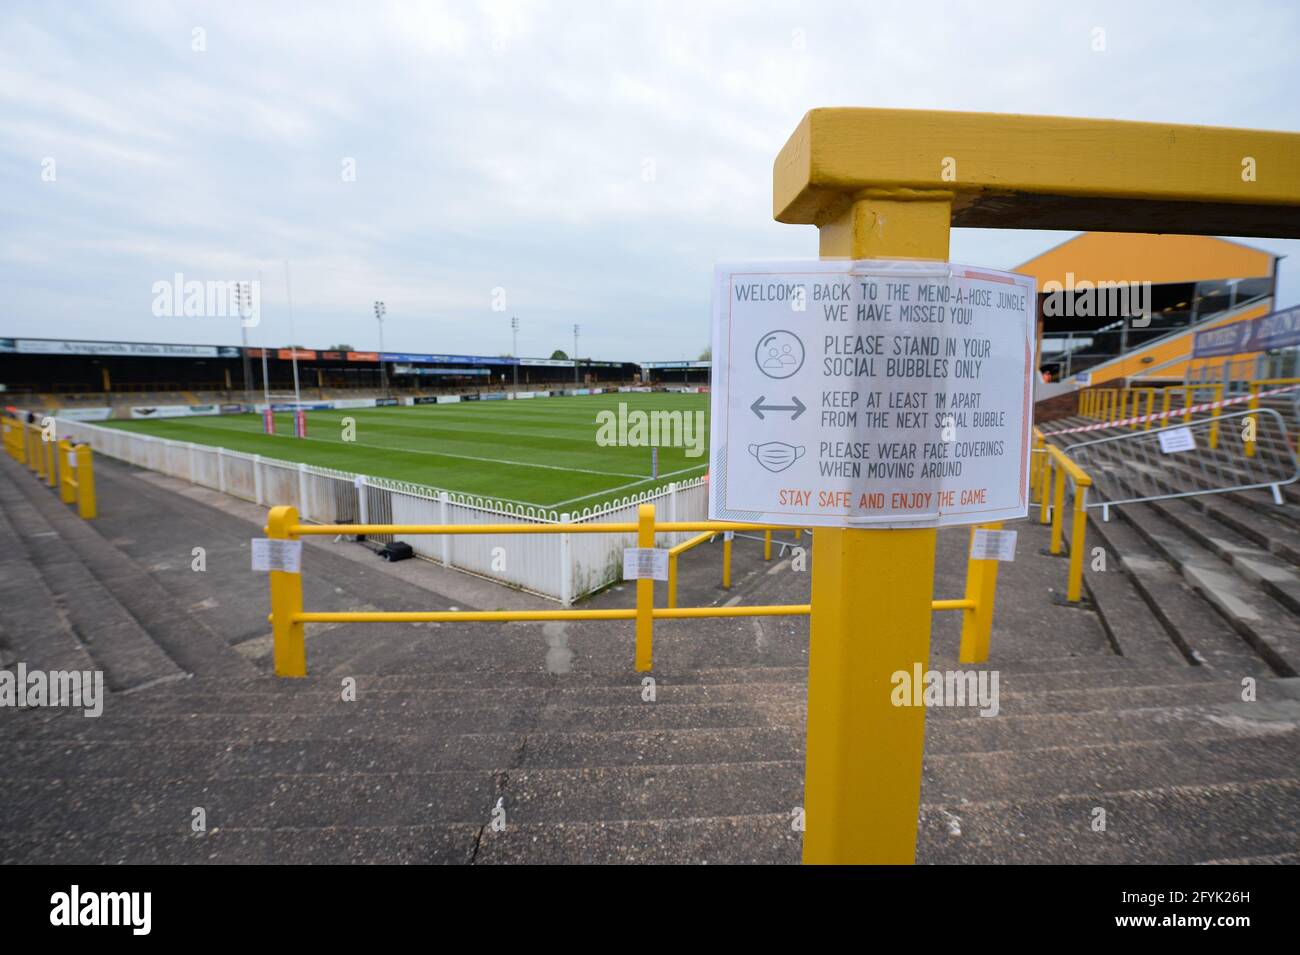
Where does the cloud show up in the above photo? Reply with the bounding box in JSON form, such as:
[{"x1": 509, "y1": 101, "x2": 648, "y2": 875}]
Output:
[{"x1": 0, "y1": 0, "x2": 1298, "y2": 360}]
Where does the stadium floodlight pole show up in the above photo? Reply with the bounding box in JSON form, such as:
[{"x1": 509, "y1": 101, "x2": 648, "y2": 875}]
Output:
[
  {"x1": 511, "y1": 316, "x2": 519, "y2": 389},
  {"x1": 236, "y1": 282, "x2": 253, "y2": 402},
  {"x1": 573, "y1": 323, "x2": 580, "y2": 386},
  {"x1": 373, "y1": 301, "x2": 388, "y2": 398},
  {"x1": 258, "y1": 269, "x2": 270, "y2": 410},
  {"x1": 284, "y1": 260, "x2": 301, "y2": 408}
]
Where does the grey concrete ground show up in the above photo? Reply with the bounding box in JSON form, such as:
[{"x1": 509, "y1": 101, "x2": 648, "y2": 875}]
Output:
[{"x1": 0, "y1": 448, "x2": 1297, "y2": 864}]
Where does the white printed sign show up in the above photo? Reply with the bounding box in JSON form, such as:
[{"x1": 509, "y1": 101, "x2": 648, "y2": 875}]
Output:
[
  {"x1": 1158, "y1": 426, "x2": 1196, "y2": 454},
  {"x1": 623, "y1": 548, "x2": 669, "y2": 581},
  {"x1": 710, "y1": 260, "x2": 1036, "y2": 528},
  {"x1": 251, "y1": 538, "x2": 303, "y2": 573},
  {"x1": 969, "y1": 528, "x2": 1018, "y2": 562}
]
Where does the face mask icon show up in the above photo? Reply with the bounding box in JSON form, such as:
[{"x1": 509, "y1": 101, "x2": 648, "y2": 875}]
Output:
[{"x1": 748, "y1": 442, "x2": 805, "y2": 473}]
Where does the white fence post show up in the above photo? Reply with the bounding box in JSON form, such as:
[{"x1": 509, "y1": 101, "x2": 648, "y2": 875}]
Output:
[
  {"x1": 357, "y1": 475, "x2": 369, "y2": 525},
  {"x1": 439, "y1": 491, "x2": 451, "y2": 567},
  {"x1": 669, "y1": 481, "x2": 678, "y2": 544},
  {"x1": 187, "y1": 442, "x2": 197, "y2": 483},
  {"x1": 298, "y1": 463, "x2": 309, "y2": 521},
  {"x1": 217, "y1": 447, "x2": 226, "y2": 493},
  {"x1": 559, "y1": 511, "x2": 572, "y2": 607},
  {"x1": 253, "y1": 454, "x2": 264, "y2": 506}
]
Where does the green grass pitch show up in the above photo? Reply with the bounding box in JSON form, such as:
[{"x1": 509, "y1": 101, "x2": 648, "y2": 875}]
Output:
[{"x1": 101, "y1": 392, "x2": 710, "y2": 512}]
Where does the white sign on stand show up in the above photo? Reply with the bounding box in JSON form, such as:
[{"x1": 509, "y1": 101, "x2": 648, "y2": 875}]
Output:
[
  {"x1": 709, "y1": 260, "x2": 1036, "y2": 528},
  {"x1": 1157, "y1": 426, "x2": 1196, "y2": 454}
]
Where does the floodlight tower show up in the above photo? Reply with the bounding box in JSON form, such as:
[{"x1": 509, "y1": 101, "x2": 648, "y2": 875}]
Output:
[
  {"x1": 235, "y1": 281, "x2": 253, "y2": 400},
  {"x1": 373, "y1": 301, "x2": 388, "y2": 398},
  {"x1": 573, "y1": 323, "x2": 580, "y2": 386},
  {"x1": 511, "y1": 316, "x2": 519, "y2": 389}
]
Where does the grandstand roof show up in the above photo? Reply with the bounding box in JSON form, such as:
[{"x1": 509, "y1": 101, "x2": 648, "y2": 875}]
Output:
[{"x1": 1015, "y1": 232, "x2": 1277, "y2": 288}]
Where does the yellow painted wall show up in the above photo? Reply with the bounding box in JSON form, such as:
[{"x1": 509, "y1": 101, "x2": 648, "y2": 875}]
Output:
[
  {"x1": 1083, "y1": 302, "x2": 1272, "y2": 384},
  {"x1": 1018, "y1": 232, "x2": 1274, "y2": 287}
]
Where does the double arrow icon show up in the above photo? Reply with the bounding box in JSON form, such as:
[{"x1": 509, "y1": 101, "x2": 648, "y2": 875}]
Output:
[{"x1": 750, "y1": 395, "x2": 807, "y2": 420}]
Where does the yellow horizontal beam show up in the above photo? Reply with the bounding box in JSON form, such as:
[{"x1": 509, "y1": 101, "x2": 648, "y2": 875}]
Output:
[
  {"x1": 1045, "y1": 444, "x2": 1092, "y2": 487},
  {"x1": 775, "y1": 108, "x2": 1300, "y2": 237},
  {"x1": 284, "y1": 599, "x2": 976, "y2": 625},
  {"x1": 668, "y1": 530, "x2": 717, "y2": 558},
  {"x1": 931, "y1": 599, "x2": 977, "y2": 611},
  {"x1": 288, "y1": 605, "x2": 813, "y2": 624}
]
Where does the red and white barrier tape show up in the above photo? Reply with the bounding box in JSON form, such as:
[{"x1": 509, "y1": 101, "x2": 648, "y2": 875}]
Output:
[{"x1": 1044, "y1": 384, "x2": 1300, "y2": 436}]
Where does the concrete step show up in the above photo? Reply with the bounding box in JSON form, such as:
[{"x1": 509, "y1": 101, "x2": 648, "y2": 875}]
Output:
[
  {"x1": 1191, "y1": 491, "x2": 1300, "y2": 567},
  {"x1": 1147, "y1": 496, "x2": 1300, "y2": 619},
  {"x1": 919, "y1": 777, "x2": 1300, "y2": 864},
  {"x1": 0, "y1": 824, "x2": 481, "y2": 865},
  {"x1": 0, "y1": 466, "x2": 184, "y2": 692},
  {"x1": 1118, "y1": 502, "x2": 1300, "y2": 676},
  {"x1": 5, "y1": 457, "x2": 260, "y2": 680},
  {"x1": 1086, "y1": 510, "x2": 1268, "y2": 673},
  {"x1": 922, "y1": 733, "x2": 1299, "y2": 805},
  {"x1": 1082, "y1": 538, "x2": 1189, "y2": 665},
  {"x1": 0, "y1": 496, "x2": 98, "y2": 678}
]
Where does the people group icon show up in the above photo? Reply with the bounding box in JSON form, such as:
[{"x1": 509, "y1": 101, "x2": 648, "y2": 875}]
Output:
[
  {"x1": 755, "y1": 330, "x2": 804, "y2": 379},
  {"x1": 762, "y1": 342, "x2": 798, "y2": 371}
]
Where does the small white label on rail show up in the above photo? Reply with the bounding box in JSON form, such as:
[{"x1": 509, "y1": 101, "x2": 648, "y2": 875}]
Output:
[
  {"x1": 251, "y1": 538, "x2": 303, "y2": 573},
  {"x1": 623, "y1": 547, "x2": 669, "y2": 581},
  {"x1": 969, "y1": 528, "x2": 1017, "y2": 561},
  {"x1": 1158, "y1": 426, "x2": 1196, "y2": 454}
]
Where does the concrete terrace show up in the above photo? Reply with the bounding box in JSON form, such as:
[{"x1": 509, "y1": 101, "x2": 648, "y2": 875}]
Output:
[{"x1": 1, "y1": 448, "x2": 1298, "y2": 864}]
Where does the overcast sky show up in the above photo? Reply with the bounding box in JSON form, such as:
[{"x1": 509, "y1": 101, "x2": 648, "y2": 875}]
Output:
[{"x1": 2, "y1": 0, "x2": 1298, "y2": 362}]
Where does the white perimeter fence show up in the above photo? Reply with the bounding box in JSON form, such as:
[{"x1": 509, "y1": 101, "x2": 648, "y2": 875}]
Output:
[{"x1": 53, "y1": 419, "x2": 708, "y2": 604}]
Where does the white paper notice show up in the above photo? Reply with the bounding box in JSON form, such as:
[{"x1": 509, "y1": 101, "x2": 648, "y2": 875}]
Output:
[
  {"x1": 709, "y1": 260, "x2": 1036, "y2": 528},
  {"x1": 623, "y1": 548, "x2": 669, "y2": 581},
  {"x1": 969, "y1": 528, "x2": 1018, "y2": 562},
  {"x1": 251, "y1": 538, "x2": 303, "y2": 573},
  {"x1": 1158, "y1": 427, "x2": 1196, "y2": 454}
]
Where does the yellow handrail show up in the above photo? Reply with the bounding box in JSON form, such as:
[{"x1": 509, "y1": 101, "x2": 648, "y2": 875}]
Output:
[
  {"x1": 2, "y1": 416, "x2": 96, "y2": 519},
  {"x1": 1031, "y1": 427, "x2": 1093, "y2": 603},
  {"x1": 265, "y1": 503, "x2": 1005, "y2": 677}
]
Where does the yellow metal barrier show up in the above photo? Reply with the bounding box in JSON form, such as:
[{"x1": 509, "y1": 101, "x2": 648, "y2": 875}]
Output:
[
  {"x1": 265, "y1": 504, "x2": 1003, "y2": 679},
  {"x1": 666, "y1": 525, "x2": 804, "y2": 607},
  {"x1": 1032, "y1": 427, "x2": 1093, "y2": 603},
  {"x1": 3, "y1": 416, "x2": 96, "y2": 519}
]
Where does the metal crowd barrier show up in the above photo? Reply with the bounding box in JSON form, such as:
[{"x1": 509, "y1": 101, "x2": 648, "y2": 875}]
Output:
[
  {"x1": 263, "y1": 503, "x2": 1006, "y2": 677},
  {"x1": 2, "y1": 416, "x2": 97, "y2": 519}
]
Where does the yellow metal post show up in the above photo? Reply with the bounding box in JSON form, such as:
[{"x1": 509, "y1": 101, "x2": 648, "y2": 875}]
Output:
[
  {"x1": 722, "y1": 534, "x2": 732, "y2": 588},
  {"x1": 1184, "y1": 386, "x2": 1194, "y2": 424},
  {"x1": 1050, "y1": 464, "x2": 1066, "y2": 554},
  {"x1": 958, "y1": 522, "x2": 1002, "y2": 664},
  {"x1": 1039, "y1": 453, "x2": 1053, "y2": 524},
  {"x1": 1161, "y1": 388, "x2": 1172, "y2": 418},
  {"x1": 1245, "y1": 384, "x2": 1259, "y2": 457},
  {"x1": 1067, "y1": 483, "x2": 1089, "y2": 603},
  {"x1": 58, "y1": 439, "x2": 76, "y2": 504},
  {"x1": 74, "y1": 444, "x2": 96, "y2": 519},
  {"x1": 1208, "y1": 384, "x2": 1223, "y2": 449},
  {"x1": 666, "y1": 553, "x2": 678, "y2": 609},
  {"x1": 786, "y1": 185, "x2": 947, "y2": 866},
  {"x1": 763, "y1": 529, "x2": 772, "y2": 561},
  {"x1": 44, "y1": 434, "x2": 56, "y2": 487},
  {"x1": 31, "y1": 426, "x2": 44, "y2": 478},
  {"x1": 1129, "y1": 390, "x2": 1139, "y2": 429},
  {"x1": 634, "y1": 503, "x2": 654, "y2": 672},
  {"x1": 1143, "y1": 389, "x2": 1155, "y2": 430},
  {"x1": 268, "y1": 505, "x2": 306, "y2": 677}
]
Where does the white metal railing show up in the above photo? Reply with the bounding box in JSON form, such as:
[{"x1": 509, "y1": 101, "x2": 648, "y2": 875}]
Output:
[{"x1": 51, "y1": 418, "x2": 707, "y2": 604}]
